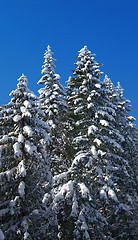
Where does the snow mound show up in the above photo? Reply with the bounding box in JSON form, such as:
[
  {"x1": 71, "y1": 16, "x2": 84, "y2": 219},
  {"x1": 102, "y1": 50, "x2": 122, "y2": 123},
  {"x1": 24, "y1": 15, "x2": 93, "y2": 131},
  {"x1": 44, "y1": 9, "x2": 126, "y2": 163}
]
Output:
[
  {"x1": 23, "y1": 126, "x2": 33, "y2": 137},
  {"x1": 18, "y1": 181, "x2": 25, "y2": 198},
  {"x1": 18, "y1": 160, "x2": 26, "y2": 177},
  {"x1": 13, "y1": 115, "x2": 22, "y2": 122},
  {"x1": 24, "y1": 141, "x2": 36, "y2": 155},
  {"x1": 88, "y1": 125, "x2": 98, "y2": 135}
]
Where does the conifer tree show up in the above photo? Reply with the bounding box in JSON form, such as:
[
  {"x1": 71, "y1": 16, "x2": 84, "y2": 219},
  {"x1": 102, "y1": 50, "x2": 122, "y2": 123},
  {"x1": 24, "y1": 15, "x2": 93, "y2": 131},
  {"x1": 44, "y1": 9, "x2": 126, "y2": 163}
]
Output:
[
  {"x1": 115, "y1": 81, "x2": 138, "y2": 239},
  {"x1": 0, "y1": 104, "x2": 14, "y2": 137},
  {"x1": 37, "y1": 46, "x2": 67, "y2": 174},
  {"x1": 0, "y1": 74, "x2": 56, "y2": 240},
  {"x1": 52, "y1": 46, "x2": 112, "y2": 239},
  {"x1": 104, "y1": 75, "x2": 138, "y2": 239},
  {"x1": 57, "y1": 46, "x2": 136, "y2": 239}
]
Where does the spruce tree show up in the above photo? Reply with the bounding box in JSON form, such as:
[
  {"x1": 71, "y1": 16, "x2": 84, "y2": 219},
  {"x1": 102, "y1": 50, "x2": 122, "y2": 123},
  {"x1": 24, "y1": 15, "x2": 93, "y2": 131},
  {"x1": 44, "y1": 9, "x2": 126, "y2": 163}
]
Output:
[
  {"x1": 104, "y1": 75, "x2": 138, "y2": 239},
  {"x1": 37, "y1": 45, "x2": 67, "y2": 175},
  {"x1": 0, "y1": 74, "x2": 55, "y2": 240},
  {"x1": 57, "y1": 46, "x2": 137, "y2": 239},
  {"x1": 52, "y1": 46, "x2": 112, "y2": 239}
]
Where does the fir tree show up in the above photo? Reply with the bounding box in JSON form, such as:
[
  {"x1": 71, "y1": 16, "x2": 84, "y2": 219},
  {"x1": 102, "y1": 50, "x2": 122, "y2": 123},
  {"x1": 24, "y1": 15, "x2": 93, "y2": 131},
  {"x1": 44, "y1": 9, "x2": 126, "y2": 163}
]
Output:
[
  {"x1": 104, "y1": 75, "x2": 138, "y2": 239},
  {"x1": 37, "y1": 46, "x2": 67, "y2": 175},
  {"x1": 0, "y1": 46, "x2": 137, "y2": 240},
  {"x1": 0, "y1": 74, "x2": 56, "y2": 240},
  {"x1": 60, "y1": 46, "x2": 137, "y2": 239},
  {"x1": 52, "y1": 46, "x2": 111, "y2": 239}
]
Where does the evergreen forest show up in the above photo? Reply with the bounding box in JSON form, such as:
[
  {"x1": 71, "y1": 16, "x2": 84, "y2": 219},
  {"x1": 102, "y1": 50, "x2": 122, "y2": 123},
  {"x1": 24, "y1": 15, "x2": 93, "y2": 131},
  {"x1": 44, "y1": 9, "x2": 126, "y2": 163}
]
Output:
[{"x1": 0, "y1": 46, "x2": 137, "y2": 240}]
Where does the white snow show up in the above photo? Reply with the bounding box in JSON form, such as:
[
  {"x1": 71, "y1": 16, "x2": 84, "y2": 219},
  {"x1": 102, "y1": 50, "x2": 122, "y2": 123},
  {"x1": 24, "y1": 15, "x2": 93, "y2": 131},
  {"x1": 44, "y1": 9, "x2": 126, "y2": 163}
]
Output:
[
  {"x1": 9, "y1": 199, "x2": 15, "y2": 207},
  {"x1": 91, "y1": 146, "x2": 97, "y2": 159},
  {"x1": 50, "y1": 95, "x2": 56, "y2": 100},
  {"x1": 42, "y1": 193, "x2": 50, "y2": 204},
  {"x1": 74, "y1": 136, "x2": 87, "y2": 144},
  {"x1": 80, "y1": 86, "x2": 88, "y2": 93},
  {"x1": 87, "y1": 102, "x2": 94, "y2": 109},
  {"x1": 70, "y1": 192, "x2": 78, "y2": 217},
  {"x1": 18, "y1": 133, "x2": 24, "y2": 143},
  {"x1": 24, "y1": 231, "x2": 29, "y2": 240},
  {"x1": 23, "y1": 100, "x2": 32, "y2": 109},
  {"x1": 88, "y1": 125, "x2": 98, "y2": 135},
  {"x1": 20, "y1": 106, "x2": 27, "y2": 113},
  {"x1": 60, "y1": 180, "x2": 73, "y2": 197},
  {"x1": 72, "y1": 153, "x2": 87, "y2": 166},
  {"x1": 127, "y1": 116, "x2": 136, "y2": 121},
  {"x1": 21, "y1": 106, "x2": 32, "y2": 118},
  {"x1": 13, "y1": 115, "x2": 22, "y2": 122},
  {"x1": 0, "y1": 167, "x2": 16, "y2": 181},
  {"x1": 98, "y1": 150, "x2": 106, "y2": 157},
  {"x1": 93, "y1": 138, "x2": 102, "y2": 146},
  {"x1": 23, "y1": 126, "x2": 33, "y2": 137},
  {"x1": 95, "y1": 83, "x2": 101, "y2": 89},
  {"x1": 100, "y1": 189, "x2": 107, "y2": 200},
  {"x1": 52, "y1": 103, "x2": 58, "y2": 109},
  {"x1": 53, "y1": 171, "x2": 68, "y2": 184},
  {"x1": 87, "y1": 96, "x2": 91, "y2": 102},
  {"x1": 1, "y1": 135, "x2": 8, "y2": 143},
  {"x1": 100, "y1": 119, "x2": 109, "y2": 127},
  {"x1": 6, "y1": 168, "x2": 16, "y2": 181},
  {"x1": 48, "y1": 120, "x2": 56, "y2": 129},
  {"x1": 108, "y1": 188, "x2": 118, "y2": 202},
  {"x1": 95, "y1": 110, "x2": 115, "y2": 122},
  {"x1": 54, "y1": 180, "x2": 74, "y2": 203},
  {"x1": 74, "y1": 106, "x2": 83, "y2": 114},
  {"x1": 13, "y1": 142, "x2": 22, "y2": 158},
  {"x1": 0, "y1": 229, "x2": 4, "y2": 240},
  {"x1": 78, "y1": 182, "x2": 91, "y2": 200},
  {"x1": 18, "y1": 160, "x2": 26, "y2": 177},
  {"x1": 9, "y1": 199, "x2": 15, "y2": 215},
  {"x1": 18, "y1": 181, "x2": 25, "y2": 198},
  {"x1": 24, "y1": 141, "x2": 36, "y2": 155}
]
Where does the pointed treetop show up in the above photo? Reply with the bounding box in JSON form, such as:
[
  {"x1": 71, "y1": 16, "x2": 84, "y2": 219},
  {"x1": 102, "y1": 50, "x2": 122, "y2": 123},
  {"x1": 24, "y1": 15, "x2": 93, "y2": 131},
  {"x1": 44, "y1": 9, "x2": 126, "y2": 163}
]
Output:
[
  {"x1": 38, "y1": 46, "x2": 57, "y2": 85},
  {"x1": 72, "y1": 46, "x2": 102, "y2": 79},
  {"x1": 78, "y1": 45, "x2": 96, "y2": 58},
  {"x1": 79, "y1": 45, "x2": 88, "y2": 52},
  {"x1": 117, "y1": 81, "x2": 124, "y2": 98},
  {"x1": 44, "y1": 45, "x2": 54, "y2": 59},
  {"x1": 47, "y1": 45, "x2": 51, "y2": 52},
  {"x1": 104, "y1": 75, "x2": 114, "y2": 90},
  {"x1": 104, "y1": 74, "x2": 111, "y2": 83},
  {"x1": 17, "y1": 74, "x2": 28, "y2": 86},
  {"x1": 9, "y1": 74, "x2": 37, "y2": 102}
]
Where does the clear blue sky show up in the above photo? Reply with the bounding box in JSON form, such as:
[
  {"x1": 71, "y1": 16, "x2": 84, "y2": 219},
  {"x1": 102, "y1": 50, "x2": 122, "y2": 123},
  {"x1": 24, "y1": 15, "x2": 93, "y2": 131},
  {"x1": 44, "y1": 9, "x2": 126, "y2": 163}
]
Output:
[{"x1": 0, "y1": 0, "x2": 138, "y2": 125}]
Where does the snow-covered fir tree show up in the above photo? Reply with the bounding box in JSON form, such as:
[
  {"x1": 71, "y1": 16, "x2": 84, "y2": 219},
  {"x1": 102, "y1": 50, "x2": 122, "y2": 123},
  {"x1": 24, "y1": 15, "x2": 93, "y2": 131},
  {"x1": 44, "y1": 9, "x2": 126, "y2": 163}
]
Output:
[
  {"x1": 37, "y1": 46, "x2": 67, "y2": 174},
  {"x1": 0, "y1": 74, "x2": 56, "y2": 240},
  {"x1": 0, "y1": 46, "x2": 137, "y2": 240},
  {"x1": 59, "y1": 46, "x2": 137, "y2": 239},
  {"x1": 52, "y1": 46, "x2": 113, "y2": 239},
  {"x1": 115, "y1": 81, "x2": 138, "y2": 239},
  {"x1": 104, "y1": 75, "x2": 138, "y2": 239},
  {"x1": 0, "y1": 104, "x2": 14, "y2": 137}
]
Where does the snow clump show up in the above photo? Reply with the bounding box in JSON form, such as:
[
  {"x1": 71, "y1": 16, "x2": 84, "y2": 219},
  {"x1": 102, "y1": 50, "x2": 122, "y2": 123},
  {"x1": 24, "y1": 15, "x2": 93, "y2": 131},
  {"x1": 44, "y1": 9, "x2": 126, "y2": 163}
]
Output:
[{"x1": 18, "y1": 181, "x2": 25, "y2": 198}]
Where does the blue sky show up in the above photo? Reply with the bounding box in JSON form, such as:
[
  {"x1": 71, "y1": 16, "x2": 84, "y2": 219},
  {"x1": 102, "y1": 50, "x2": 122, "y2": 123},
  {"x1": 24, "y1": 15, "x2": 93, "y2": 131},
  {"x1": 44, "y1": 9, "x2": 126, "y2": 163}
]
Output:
[{"x1": 0, "y1": 0, "x2": 138, "y2": 125}]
